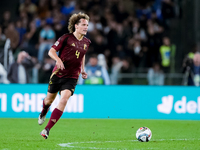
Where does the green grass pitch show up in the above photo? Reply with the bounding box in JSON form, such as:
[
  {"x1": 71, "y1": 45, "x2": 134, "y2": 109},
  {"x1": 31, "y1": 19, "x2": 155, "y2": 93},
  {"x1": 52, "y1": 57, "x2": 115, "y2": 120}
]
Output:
[{"x1": 0, "y1": 118, "x2": 199, "y2": 150}]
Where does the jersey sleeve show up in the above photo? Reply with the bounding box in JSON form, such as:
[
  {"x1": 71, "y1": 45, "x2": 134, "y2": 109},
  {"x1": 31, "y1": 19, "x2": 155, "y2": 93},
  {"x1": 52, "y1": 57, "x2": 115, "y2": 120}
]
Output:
[{"x1": 52, "y1": 34, "x2": 67, "y2": 52}]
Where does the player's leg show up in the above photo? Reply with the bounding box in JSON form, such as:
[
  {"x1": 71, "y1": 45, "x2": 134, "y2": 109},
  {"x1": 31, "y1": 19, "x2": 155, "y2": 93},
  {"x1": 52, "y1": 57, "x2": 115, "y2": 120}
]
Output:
[
  {"x1": 45, "y1": 89, "x2": 71, "y2": 129},
  {"x1": 39, "y1": 74, "x2": 61, "y2": 125},
  {"x1": 38, "y1": 92, "x2": 57, "y2": 125},
  {"x1": 56, "y1": 90, "x2": 72, "y2": 111},
  {"x1": 40, "y1": 89, "x2": 72, "y2": 139},
  {"x1": 40, "y1": 78, "x2": 77, "y2": 139}
]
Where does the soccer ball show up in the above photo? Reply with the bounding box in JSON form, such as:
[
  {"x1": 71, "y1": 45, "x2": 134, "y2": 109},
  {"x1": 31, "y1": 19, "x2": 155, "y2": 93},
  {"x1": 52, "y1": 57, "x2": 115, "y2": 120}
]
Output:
[{"x1": 136, "y1": 127, "x2": 152, "y2": 142}]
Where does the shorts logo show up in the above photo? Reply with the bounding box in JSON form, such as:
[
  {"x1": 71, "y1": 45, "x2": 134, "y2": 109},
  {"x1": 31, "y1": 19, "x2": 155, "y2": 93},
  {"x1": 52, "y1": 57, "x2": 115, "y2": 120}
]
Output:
[
  {"x1": 71, "y1": 89, "x2": 75, "y2": 92},
  {"x1": 71, "y1": 43, "x2": 75, "y2": 47},
  {"x1": 54, "y1": 41, "x2": 59, "y2": 46},
  {"x1": 84, "y1": 44, "x2": 87, "y2": 50},
  {"x1": 49, "y1": 81, "x2": 52, "y2": 84}
]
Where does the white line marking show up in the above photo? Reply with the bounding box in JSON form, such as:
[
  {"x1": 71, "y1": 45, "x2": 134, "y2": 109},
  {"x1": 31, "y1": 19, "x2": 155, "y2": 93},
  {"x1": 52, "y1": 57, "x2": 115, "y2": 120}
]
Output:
[{"x1": 58, "y1": 139, "x2": 200, "y2": 149}]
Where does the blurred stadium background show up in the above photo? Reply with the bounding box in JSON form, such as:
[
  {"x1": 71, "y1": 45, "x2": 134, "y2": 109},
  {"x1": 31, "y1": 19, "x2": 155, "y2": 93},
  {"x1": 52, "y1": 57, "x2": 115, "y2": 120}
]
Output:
[{"x1": 0, "y1": 0, "x2": 200, "y2": 85}]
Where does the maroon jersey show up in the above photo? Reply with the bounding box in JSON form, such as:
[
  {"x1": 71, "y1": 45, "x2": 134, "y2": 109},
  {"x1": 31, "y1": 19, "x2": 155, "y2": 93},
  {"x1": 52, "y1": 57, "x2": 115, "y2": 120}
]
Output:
[{"x1": 51, "y1": 33, "x2": 91, "y2": 79}]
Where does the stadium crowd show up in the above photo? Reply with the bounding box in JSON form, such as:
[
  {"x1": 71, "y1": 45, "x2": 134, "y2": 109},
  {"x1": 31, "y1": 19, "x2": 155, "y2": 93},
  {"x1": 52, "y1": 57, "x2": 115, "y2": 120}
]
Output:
[{"x1": 0, "y1": 0, "x2": 180, "y2": 84}]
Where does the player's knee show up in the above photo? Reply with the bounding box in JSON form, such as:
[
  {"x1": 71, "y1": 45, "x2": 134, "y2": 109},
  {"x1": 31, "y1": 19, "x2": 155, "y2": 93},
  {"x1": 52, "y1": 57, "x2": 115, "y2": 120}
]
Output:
[
  {"x1": 59, "y1": 98, "x2": 69, "y2": 106},
  {"x1": 45, "y1": 98, "x2": 54, "y2": 105}
]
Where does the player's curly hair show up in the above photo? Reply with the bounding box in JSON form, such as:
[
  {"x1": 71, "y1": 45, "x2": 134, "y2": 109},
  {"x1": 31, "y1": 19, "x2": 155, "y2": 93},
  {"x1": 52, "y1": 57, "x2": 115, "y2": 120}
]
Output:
[{"x1": 68, "y1": 12, "x2": 89, "y2": 33}]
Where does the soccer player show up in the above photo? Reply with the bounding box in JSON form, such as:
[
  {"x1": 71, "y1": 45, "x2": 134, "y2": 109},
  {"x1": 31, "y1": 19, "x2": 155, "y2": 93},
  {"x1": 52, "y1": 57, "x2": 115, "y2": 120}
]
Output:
[{"x1": 38, "y1": 12, "x2": 90, "y2": 139}]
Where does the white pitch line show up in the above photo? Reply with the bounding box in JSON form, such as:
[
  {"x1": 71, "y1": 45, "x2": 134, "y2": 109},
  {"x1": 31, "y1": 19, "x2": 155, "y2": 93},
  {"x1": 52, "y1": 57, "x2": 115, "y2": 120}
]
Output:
[{"x1": 58, "y1": 138, "x2": 200, "y2": 149}]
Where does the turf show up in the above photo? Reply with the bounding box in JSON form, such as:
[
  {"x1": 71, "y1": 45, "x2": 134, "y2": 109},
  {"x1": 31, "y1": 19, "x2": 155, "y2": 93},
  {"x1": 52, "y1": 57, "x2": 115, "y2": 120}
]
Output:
[{"x1": 0, "y1": 118, "x2": 199, "y2": 150}]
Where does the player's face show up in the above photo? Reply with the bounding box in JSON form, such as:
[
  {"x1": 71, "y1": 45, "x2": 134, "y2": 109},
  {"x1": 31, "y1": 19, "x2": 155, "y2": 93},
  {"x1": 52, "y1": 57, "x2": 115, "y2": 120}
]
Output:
[{"x1": 75, "y1": 19, "x2": 88, "y2": 35}]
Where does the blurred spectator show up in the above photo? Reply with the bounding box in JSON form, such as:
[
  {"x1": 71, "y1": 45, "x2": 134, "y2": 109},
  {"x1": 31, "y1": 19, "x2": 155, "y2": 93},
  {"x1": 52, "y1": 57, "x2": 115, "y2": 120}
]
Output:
[
  {"x1": 23, "y1": 20, "x2": 40, "y2": 58},
  {"x1": 112, "y1": 2, "x2": 129, "y2": 23},
  {"x1": 92, "y1": 34, "x2": 106, "y2": 55},
  {"x1": 19, "y1": 11, "x2": 29, "y2": 29},
  {"x1": 78, "y1": 54, "x2": 110, "y2": 85},
  {"x1": 4, "y1": 22, "x2": 20, "y2": 54},
  {"x1": 49, "y1": 0, "x2": 62, "y2": 10},
  {"x1": 115, "y1": 23, "x2": 128, "y2": 58},
  {"x1": 182, "y1": 53, "x2": 200, "y2": 86},
  {"x1": 161, "y1": 0, "x2": 175, "y2": 19},
  {"x1": 78, "y1": 0, "x2": 92, "y2": 11},
  {"x1": 51, "y1": 9, "x2": 67, "y2": 39},
  {"x1": 0, "y1": 63, "x2": 9, "y2": 84},
  {"x1": 7, "y1": 51, "x2": 35, "y2": 83},
  {"x1": 87, "y1": 13, "x2": 103, "y2": 36},
  {"x1": 97, "y1": 54, "x2": 108, "y2": 70},
  {"x1": 127, "y1": 39, "x2": 147, "y2": 69},
  {"x1": 15, "y1": 19, "x2": 27, "y2": 45},
  {"x1": 38, "y1": 54, "x2": 55, "y2": 83},
  {"x1": 132, "y1": 19, "x2": 147, "y2": 41},
  {"x1": 19, "y1": 0, "x2": 37, "y2": 17},
  {"x1": 150, "y1": 11, "x2": 163, "y2": 27},
  {"x1": 187, "y1": 44, "x2": 198, "y2": 60},
  {"x1": 135, "y1": 2, "x2": 152, "y2": 20},
  {"x1": 161, "y1": 0, "x2": 175, "y2": 29},
  {"x1": 132, "y1": 40, "x2": 143, "y2": 67},
  {"x1": 37, "y1": 0, "x2": 50, "y2": 19},
  {"x1": 106, "y1": 20, "x2": 118, "y2": 54},
  {"x1": 0, "y1": 26, "x2": 6, "y2": 44},
  {"x1": 146, "y1": 19, "x2": 164, "y2": 35},
  {"x1": 147, "y1": 62, "x2": 164, "y2": 85},
  {"x1": 110, "y1": 55, "x2": 123, "y2": 84},
  {"x1": 122, "y1": 0, "x2": 135, "y2": 15},
  {"x1": 118, "y1": 57, "x2": 133, "y2": 84},
  {"x1": 146, "y1": 19, "x2": 163, "y2": 67},
  {"x1": 38, "y1": 22, "x2": 55, "y2": 63},
  {"x1": 60, "y1": 0, "x2": 76, "y2": 15},
  {"x1": 46, "y1": 6, "x2": 66, "y2": 26},
  {"x1": 106, "y1": 21, "x2": 128, "y2": 61},
  {"x1": 159, "y1": 36, "x2": 176, "y2": 73},
  {"x1": 0, "y1": 26, "x2": 6, "y2": 64},
  {"x1": 0, "y1": 11, "x2": 11, "y2": 34},
  {"x1": 54, "y1": 23, "x2": 66, "y2": 40},
  {"x1": 181, "y1": 44, "x2": 198, "y2": 85}
]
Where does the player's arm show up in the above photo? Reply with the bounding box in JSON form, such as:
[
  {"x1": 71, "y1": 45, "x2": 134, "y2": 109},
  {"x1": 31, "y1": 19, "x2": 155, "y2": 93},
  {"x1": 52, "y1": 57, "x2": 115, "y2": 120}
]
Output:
[
  {"x1": 48, "y1": 48, "x2": 65, "y2": 70},
  {"x1": 81, "y1": 55, "x2": 87, "y2": 79}
]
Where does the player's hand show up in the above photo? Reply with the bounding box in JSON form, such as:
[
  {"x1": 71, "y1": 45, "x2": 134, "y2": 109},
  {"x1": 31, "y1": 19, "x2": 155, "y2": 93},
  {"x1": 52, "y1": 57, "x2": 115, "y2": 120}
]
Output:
[
  {"x1": 56, "y1": 59, "x2": 65, "y2": 70},
  {"x1": 81, "y1": 71, "x2": 87, "y2": 79}
]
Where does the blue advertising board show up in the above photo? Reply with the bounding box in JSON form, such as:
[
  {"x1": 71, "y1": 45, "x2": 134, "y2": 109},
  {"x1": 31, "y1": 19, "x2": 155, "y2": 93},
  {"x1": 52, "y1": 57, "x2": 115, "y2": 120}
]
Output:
[{"x1": 0, "y1": 84, "x2": 199, "y2": 120}]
